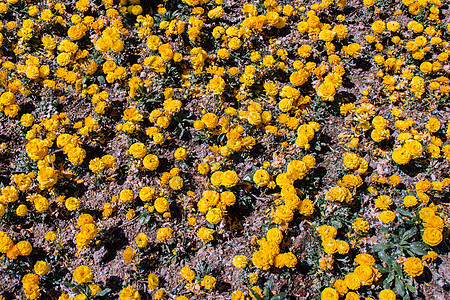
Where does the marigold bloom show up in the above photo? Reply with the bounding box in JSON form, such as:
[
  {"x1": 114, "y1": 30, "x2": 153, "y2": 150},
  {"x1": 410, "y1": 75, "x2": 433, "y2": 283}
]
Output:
[
  {"x1": 403, "y1": 257, "x2": 423, "y2": 277},
  {"x1": 73, "y1": 266, "x2": 93, "y2": 284}
]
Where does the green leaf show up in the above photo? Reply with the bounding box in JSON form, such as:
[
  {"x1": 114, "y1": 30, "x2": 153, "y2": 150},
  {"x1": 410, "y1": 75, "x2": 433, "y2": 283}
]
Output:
[
  {"x1": 375, "y1": 264, "x2": 389, "y2": 273},
  {"x1": 402, "y1": 227, "x2": 418, "y2": 242},
  {"x1": 378, "y1": 250, "x2": 395, "y2": 266},
  {"x1": 406, "y1": 284, "x2": 417, "y2": 294},
  {"x1": 271, "y1": 293, "x2": 287, "y2": 300},
  {"x1": 97, "y1": 76, "x2": 106, "y2": 85},
  {"x1": 392, "y1": 261, "x2": 402, "y2": 275},
  {"x1": 395, "y1": 277, "x2": 406, "y2": 297},
  {"x1": 330, "y1": 220, "x2": 342, "y2": 229},
  {"x1": 408, "y1": 242, "x2": 428, "y2": 256},
  {"x1": 61, "y1": 281, "x2": 76, "y2": 289},
  {"x1": 95, "y1": 288, "x2": 111, "y2": 297},
  {"x1": 248, "y1": 287, "x2": 263, "y2": 300},
  {"x1": 397, "y1": 208, "x2": 413, "y2": 218},
  {"x1": 386, "y1": 272, "x2": 395, "y2": 284},
  {"x1": 138, "y1": 211, "x2": 151, "y2": 224},
  {"x1": 264, "y1": 278, "x2": 274, "y2": 299},
  {"x1": 373, "y1": 243, "x2": 393, "y2": 252}
]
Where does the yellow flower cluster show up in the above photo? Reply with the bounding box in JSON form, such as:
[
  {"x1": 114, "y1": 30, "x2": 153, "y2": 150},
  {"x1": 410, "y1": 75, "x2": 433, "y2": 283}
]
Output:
[
  {"x1": 0, "y1": 0, "x2": 449, "y2": 298},
  {"x1": 252, "y1": 228, "x2": 297, "y2": 270},
  {"x1": 317, "y1": 225, "x2": 350, "y2": 256},
  {"x1": 75, "y1": 214, "x2": 97, "y2": 249},
  {"x1": 420, "y1": 206, "x2": 444, "y2": 247},
  {"x1": 197, "y1": 190, "x2": 236, "y2": 225},
  {"x1": 324, "y1": 253, "x2": 381, "y2": 299},
  {"x1": 22, "y1": 274, "x2": 40, "y2": 300},
  {"x1": 0, "y1": 231, "x2": 32, "y2": 259}
]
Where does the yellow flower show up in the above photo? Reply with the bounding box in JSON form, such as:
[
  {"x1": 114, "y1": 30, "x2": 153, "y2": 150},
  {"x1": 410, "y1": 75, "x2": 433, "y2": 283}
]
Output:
[
  {"x1": 136, "y1": 233, "x2": 148, "y2": 248},
  {"x1": 316, "y1": 225, "x2": 337, "y2": 240},
  {"x1": 129, "y1": 143, "x2": 147, "y2": 159},
  {"x1": 403, "y1": 195, "x2": 417, "y2": 207},
  {"x1": 379, "y1": 210, "x2": 396, "y2": 224},
  {"x1": 404, "y1": 139, "x2": 422, "y2": 159},
  {"x1": 0, "y1": 185, "x2": 19, "y2": 204},
  {"x1": 352, "y1": 218, "x2": 369, "y2": 233},
  {"x1": 56, "y1": 52, "x2": 72, "y2": 66},
  {"x1": 154, "y1": 197, "x2": 169, "y2": 213},
  {"x1": 148, "y1": 273, "x2": 159, "y2": 290},
  {"x1": 179, "y1": 266, "x2": 196, "y2": 282},
  {"x1": 201, "y1": 275, "x2": 216, "y2": 290},
  {"x1": 422, "y1": 228, "x2": 442, "y2": 246},
  {"x1": 119, "y1": 286, "x2": 141, "y2": 300},
  {"x1": 159, "y1": 43, "x2": 173, "y2": 61},
  {"x1": 147, "y1": 35, "x2": 161, "y2": 50},
  {"x1": 139, "y1": 187, "x2": 155, "y2": 202},
  {"x1": 198, "y1": 162, "x2": 210, "y2": 174},
  {"x1": 143, "y1": 154, "x2": 159, "y2": 171},
  {"x1": 32, "y1": 194, "x2": 49, "y2": 212},
  {"x1": 88, "y1": 157, "x2": 106, "y2": 173},
  {"x1": 379, "y1": 289, "x2": 396, "y2": 300},
  {"x1": 321, "y1": 287, "x2": 339, "y2": 300},
  {"x1": 228, "y1": 37, "x2": 241, "y2": 50},
  {"x1": 426, "y1": 117, "x2": 440, "y2": 133},
  {"x1": 206, "y1": 208, "x2": 223, "y2": 224},
  {"x1": 336, "y1": 240, "x2": 349, "y2": 254},
  {"x1": 154, "y1": 288, "x2": 165, "y2": 300},
  {"x1": 372, "y1": 20, "x2": 386, "y2": 33},
  {"x1": 343, "y1": 152, "x2": 360, "y2": 170},
  {"x1": 197, "y1": 227, "x2": 214, "y2": 243},
  {"x1": 274, "y1": 252, "x2": 297, "y2": 268},
  {"x1": 68, "y1": 23, "x2": 88, "y2": 40},
  {"x1": 169, "y1": 176, "x2": 183, "y2": 190},
  {"x1": 375, "y1": 195, "x2": 392, "y2": 210},
  {"x1": 45, "y1": 231, "x2": 57, "y2": 242},
  {"x1": 77, "y1": 213, "x2": 94, "y2": 227},
  {"x1": 266, "y1": 227, "x2": 283, "y2": 244},
  {"x1": 15, "y1": 204, "x2": 27, "y2": 217},
  {"x1": 274, "y1": 205, "x2": 293, "y2": 224},
  {"x1": 325, "y1": 186, "x2": 352, "y2": 203},
  {"x1": 126, "y1": 208, "x2": 135, "y2": 220},
  {"x1": 232, "y1": 255, "x2": 248, "y2": 268},
  {"x1": 26, "y1": 139, "x2": 48, "y2": 161},
  {"x1": 392, "y1": 147, "x2": 411, "y2": 165},
  {"x1": 221, "y1": 170, "x2": 239, "y2": 188},
  {"x1": 80, "y1": 223, "x2": 98, "y2": 240},
  {"x1": 88, "y1": 284, "x2": 101, "y2": 297},
  {"x1": 22, "y1": 273, "x2": 40, "y2": 299},
  {"x1": 290, "y1": 69, "x2": 309, "y2": 86},
  {"x1": 67, "y1": 147, "x2": 86, "y2": 166},
  {"x1": 322, "y1": 239, "x2": 338, "y2": 254},
  {"x1": 20, "y1": 114, "x2": 35, "y2": 127},
  {"x1": 253, "y1": 169, "x2": 271, "y2": 187},
  {"x1": 317, "y1": 81, "x2": 336, "y2": 101},
  {"x1": 65, "y1": 197, "x2": 80, "y2": 211},
  {"x1": 123, "y1": 247, "x2": 135, "y2": 263},
  {"x1": 120, "y1": 189, "x2": 134, "y2": 203},
  {"x1": 403, "y1": 257, "x2": 423, "y2": 277},
  {"x1": 209, "y1": 76, "x2": 226, "y2": 95},
  {"x1": 353, "y1": 254, "x2": 375, "y2": 267},
  {"x1": 208, "y1": 6, "x2": 223, "y2": 18},
  {"x1": 354, "y1": 265, "x2": 375, "y2": 285},
  {"x1": 73, "y1": 266, "x2": 93, "y2": 284},
  {"x1": 220, "y1": 191, "x2": 236, "y2": 206},
  {"x1": 156, "y1": 227, "x2": 173, "y2": 241},
  {"x1": 344, "y1": 273, "x2": 361, "y2": 290},
  {"x1": 422, "y1": 251, "x2": 438, "y2": 262},
  {"x1": 34, "y1": 261, "x2": 50, "y2": 276}
]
